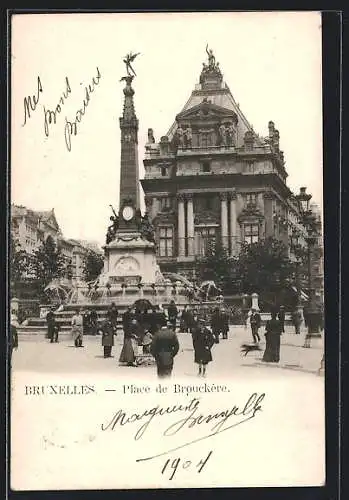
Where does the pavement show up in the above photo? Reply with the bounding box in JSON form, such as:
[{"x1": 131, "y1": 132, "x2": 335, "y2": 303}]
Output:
[{"x1": 12, "y1": 325, "x2": 324, "y2": 378}]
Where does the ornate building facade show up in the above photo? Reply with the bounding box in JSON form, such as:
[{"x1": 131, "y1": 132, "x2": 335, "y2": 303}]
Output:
[{"x1": 141, "y1": 50, "x2": 320, "y2": 284}]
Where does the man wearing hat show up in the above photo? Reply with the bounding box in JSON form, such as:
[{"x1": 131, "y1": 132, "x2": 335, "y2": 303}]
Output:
[
  {"x1": 99, "y1": 318, "x2": 115, "y2": 358},
  {"x1": 10, "y1": 313, "x2": 19, "y2": 365},
  {"x1": 46, "y1": 306, "x2": 56, "y2": 341},
  {"x1": 71, "y1": 308, "x2": 84, "y2": 347},
  {"x1": 150, "y1": 320, "x2": 179, "y2": 378},
  {"x1": 167, "y1": 300, "x2": 178, "y2": 332},
  {"x1": 250, "y1": 308, "x2": 261, "y2": 343},
  {"x1": 210, "y1": 307, "x2": 222, "y2": 344}
]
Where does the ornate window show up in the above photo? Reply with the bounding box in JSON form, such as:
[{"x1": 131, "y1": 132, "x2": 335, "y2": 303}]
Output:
[
  {"x1": 159, "y1": 197, "x2": 172, "y2": 212},
  {"x1": 199, "y1": 131, "x2": 213, "y2": 149},
  {"x1": 245, "y1": 193, "x2": 257, "y2": 206},
  {"x1": 245, "y1": 162, "x2": 254, "y2": 173},
  {"x1": 158, "y1": 227, "x2": 173, "y2": 257},
  {"x1": 202, "y1": 161, "x2": 211, "y2": 173},
  {"x1": 244, "y1": 223, "x2": 259, "y2": 244},
  {"x1": 195, "y1": 227, "x2": 217, "y2": 256}
]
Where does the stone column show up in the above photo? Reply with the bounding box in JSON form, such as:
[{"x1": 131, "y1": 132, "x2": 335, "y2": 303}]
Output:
[
  {"x1": 186, "y1": 193, "x2": 194, "y2": 256},
  {"x1": 263, "y1": 191, "x2": 275, "y2": 237},
  {"x1": 229, "y1": 191, "x2": 238, "y2": 256},
  {"x1": 177, "y1": 193, "x2": 186, "y2": 256},
  {"x1": 220, "y1": 192, "x2": 229, "y2": 249}
]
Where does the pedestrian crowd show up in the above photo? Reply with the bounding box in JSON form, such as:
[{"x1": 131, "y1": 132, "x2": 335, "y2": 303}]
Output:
[
  {"x1": 7, "y1": 299, "x2": 318, "y2": 376},
  {"x1": 41, "y1": 299, "x2": 232, "y2": 378}
]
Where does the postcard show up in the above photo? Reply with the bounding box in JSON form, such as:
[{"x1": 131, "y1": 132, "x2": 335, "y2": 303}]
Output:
[{"x1": 10, "y1": 11, "x2": 325, "y2": 490}]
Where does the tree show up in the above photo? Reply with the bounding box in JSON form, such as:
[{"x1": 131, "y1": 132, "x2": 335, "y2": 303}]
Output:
[
  {"x1": 9, "y1": 234, "x2": 29, "y2": 295},
  {"x1": 30, "y1": 235, "x2": 65, "y2": 295},
  {"x1": 194, "y1": 237, "x2": 298, "y2": 307},
  {"x1": 83, "y1": 250, "x2": 104, "y2": 282},
  {"x1": 234, "y1": 237, "x2": 295, "y2": 303},
  {"x1": 194, "y1": 242, "x2": 237, "y2": 295}
]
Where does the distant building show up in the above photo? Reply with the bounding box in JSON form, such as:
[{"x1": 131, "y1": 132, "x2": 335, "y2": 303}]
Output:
[
  {"x1": 309, "y1": 203, "x2": 324, "y2": 306},
  {"x1": 11, "y1": 205, "x2": 62, "y2": 253},
  {"x1": 10, "y1": 204, "x2": 102, "y2": 283}
]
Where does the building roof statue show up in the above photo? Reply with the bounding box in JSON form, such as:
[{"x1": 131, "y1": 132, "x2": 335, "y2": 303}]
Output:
[
  {"x1": 206, "y1": 44, "x2": 216, "y2": 70},
  {"x1": 197, "y1": 45, "x2": 223, "y2": 91}
]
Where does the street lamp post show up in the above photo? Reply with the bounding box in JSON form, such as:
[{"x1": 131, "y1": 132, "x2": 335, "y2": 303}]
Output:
[
  {"x1": 295, "y1": 187, "x2": 322, "y2": 348},
  {"x1": 290, "y1": 229, "x2": 304, "y2": 331}
]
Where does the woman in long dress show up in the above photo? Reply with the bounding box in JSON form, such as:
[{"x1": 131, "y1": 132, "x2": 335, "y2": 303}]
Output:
[
  {"x1": 262, "y1": 310, "x2": 283, "y2": 363},
  {"x1": 192, "y1": 320, "x2": 215, "y2": 377},
  {"x1": 119, "y1": 318, "x2": 140, "y2": 366}
]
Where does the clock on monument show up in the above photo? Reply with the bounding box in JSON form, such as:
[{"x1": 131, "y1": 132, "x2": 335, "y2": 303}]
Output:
[{"x1": 122, "y1": 205, "x2": 135, "y2": 221}]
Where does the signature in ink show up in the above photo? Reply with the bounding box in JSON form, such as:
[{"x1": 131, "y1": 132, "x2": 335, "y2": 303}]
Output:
[
  {"x1": 22, "y1": 76, "x2": 43, "y2": 126},
  {"x1": 101, "y1": 392, "x2": 265, "y2": 460},
  {"x1": 64, "y1": 67, "x2": 101, "y2": 152},
  {"x1": 43, "y1": 77, "x2": 72, "y2": 137}
]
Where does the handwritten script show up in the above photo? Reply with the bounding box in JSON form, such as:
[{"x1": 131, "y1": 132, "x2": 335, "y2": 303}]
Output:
[
  {"x1": 22, "y1": 68, "x2": 101, "y2": 152},
  {"x1": 101, "y1": 392, "x2": 265, "y2": 461}
]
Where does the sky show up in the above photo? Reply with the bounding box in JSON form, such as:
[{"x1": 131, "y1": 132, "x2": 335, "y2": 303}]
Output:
[{"x1": 11, "y1": 12, "x2": 322, "y2": 246}]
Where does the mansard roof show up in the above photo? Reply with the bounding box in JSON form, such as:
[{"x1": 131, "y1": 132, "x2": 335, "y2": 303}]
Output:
[{"x1": 166, "y1": 49, "x2": 263, "y2": 148}]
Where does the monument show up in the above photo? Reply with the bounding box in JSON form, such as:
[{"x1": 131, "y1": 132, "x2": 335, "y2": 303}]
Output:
[
  {"x1": 18, "y1": 53, "x2": 211, "y2": 335},
  {"x1": 62, "y1": 52, "x2": 192, "y2": 309},
  {"x1": 103, "y1": 53, "x2": 160, "y2": 287}
]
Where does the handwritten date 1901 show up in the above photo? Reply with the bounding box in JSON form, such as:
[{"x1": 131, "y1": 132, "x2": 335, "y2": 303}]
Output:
[{"x1": 161, "y1": 451, "x2": 212, "y2": 480}]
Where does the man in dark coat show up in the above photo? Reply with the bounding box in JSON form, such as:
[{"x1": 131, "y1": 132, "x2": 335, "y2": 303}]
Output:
[
  {"x1": 180, "y1": 305, "x2": 194, "y2": 333},
  {"x1": 291, "y1": 309, "x2": 302, "y2": 335},
  {"x1": 220, "y1": 308, "x2": 229, "y2": 339},
  {"x1": 147, "y1": 308, "x2": 164, "y2": 335},
  {"x1": 186, "y1": 307, "x2": 195, "y2": 333},
  {"x1": 10, "y1": 321, "x2": 19, "y2": 365},
  {"x1": 167, "y1": 300, "x2": 178, "y2": 332},
  {"x1": 52, "y1": 321, "x2": 60, "y2": 343},
  {"x1": 46, "y1": 308, "x2": 60, "y2": 343},
  {"x1": 99, "y1": 319, "x2": 115, "y2": 358},
  {"x1": 156, "y1": 308, "x2": 167, "y2": 329},
  {"x1": 250, "y1": 308, "x2": 261, "y2": 343},
  {"x1": 210, "y1": 307, "x2": 222, "y2": 344},
  {"x1": 46, "y1": 307, "x2": 55, "y2": 341},
  {"x1": 150, "y1": 321, "x2": 180, "y2": 378},
  {"x1": 89, "y1": 308, "x2": 98, "y2": 335},
  {"x1": 82, "y1": 309, "x2": 91, "y2": 335},
  {"x1": 107, "y1": 303, "x2": 119, "y2": 333}
]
